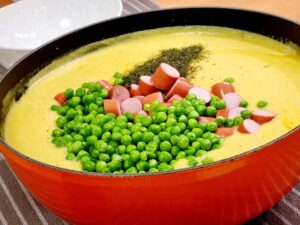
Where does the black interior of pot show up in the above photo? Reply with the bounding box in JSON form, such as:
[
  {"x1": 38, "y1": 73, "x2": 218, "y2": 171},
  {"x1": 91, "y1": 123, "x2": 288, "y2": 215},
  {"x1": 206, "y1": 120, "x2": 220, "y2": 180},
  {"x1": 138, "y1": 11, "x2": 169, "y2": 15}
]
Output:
[{"x1": 1, "y1": 8, "x2": 300, "y2": 138}]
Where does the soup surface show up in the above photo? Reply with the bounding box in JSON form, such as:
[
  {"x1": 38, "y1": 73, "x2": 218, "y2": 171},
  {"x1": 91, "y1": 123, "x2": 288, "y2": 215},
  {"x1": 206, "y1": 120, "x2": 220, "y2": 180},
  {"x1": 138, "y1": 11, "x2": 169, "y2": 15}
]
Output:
[{"x1": 4, "y1": 26, "x2": 300, "y2": 170}]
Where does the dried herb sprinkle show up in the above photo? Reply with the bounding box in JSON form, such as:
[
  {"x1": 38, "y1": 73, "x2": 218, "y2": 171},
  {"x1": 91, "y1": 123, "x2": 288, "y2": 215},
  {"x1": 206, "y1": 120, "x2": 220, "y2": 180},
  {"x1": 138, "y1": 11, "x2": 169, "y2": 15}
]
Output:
[{"x1": 122, "y1": 45, "x2": 204, "y2": 87}]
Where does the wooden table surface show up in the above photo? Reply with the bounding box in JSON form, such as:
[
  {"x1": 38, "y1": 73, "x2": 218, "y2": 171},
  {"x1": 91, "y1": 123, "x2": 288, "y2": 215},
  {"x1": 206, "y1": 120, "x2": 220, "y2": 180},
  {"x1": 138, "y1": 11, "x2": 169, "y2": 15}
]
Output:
[{"x1": 156, "y1": 0, "x2": 300, "y2": 23}]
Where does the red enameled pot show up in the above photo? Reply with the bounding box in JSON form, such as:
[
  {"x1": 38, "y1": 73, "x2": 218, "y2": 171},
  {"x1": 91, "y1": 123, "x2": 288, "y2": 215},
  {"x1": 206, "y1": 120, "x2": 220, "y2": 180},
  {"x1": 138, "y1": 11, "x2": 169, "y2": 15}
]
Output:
[{"x1": 0, "y1": 8, "x2": 300, "y2": 225}]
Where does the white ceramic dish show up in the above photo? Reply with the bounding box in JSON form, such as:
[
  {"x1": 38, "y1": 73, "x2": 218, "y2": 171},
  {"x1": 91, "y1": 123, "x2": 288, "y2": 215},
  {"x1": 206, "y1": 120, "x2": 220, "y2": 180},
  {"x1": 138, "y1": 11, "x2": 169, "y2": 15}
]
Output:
[{"x1": 0, "y1": 0, "x2": 123, "y2": 68}]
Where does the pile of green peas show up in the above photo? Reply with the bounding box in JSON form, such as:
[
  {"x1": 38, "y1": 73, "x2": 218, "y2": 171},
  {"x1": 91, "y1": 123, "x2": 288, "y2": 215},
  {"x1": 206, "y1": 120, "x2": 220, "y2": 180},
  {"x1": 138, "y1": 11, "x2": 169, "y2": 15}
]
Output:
[{"x1": 50, "y1": 81, "x2": 252, "y2": 174}]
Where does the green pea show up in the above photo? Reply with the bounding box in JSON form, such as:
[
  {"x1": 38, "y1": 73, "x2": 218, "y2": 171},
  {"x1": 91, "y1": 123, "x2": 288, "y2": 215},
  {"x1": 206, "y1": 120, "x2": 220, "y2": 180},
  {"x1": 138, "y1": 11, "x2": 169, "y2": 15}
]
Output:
[
  {"x1": 233, "y1": 116, "x2": 243, "y2": 126},
  {"x1": 123, "y1": 159, "x2": 133, "y2": 170},
  {"x1": 185, "y1": 93, "x2": 197, "y2": 101},
  {"x1": 64, "y1": 88, "x2": 74, "y2": 99},
  {"x1": 126, "y1": 145, "x2": 137, "y2": 154},
  {"x1": 198, "y1": 123, "x2": 207, "y2": 132},
  {"x1": 95, "y1": 140, "x2": 108, "y2": 153},
  {"x1": 83, "y1": 160, "x2": 95, "y2": 172},
  {"x1": 149, "y1": 168, "x2": 159, "y2": 173},
  {"x1": 149, "y1": 159, "x2": 158, "y2": 168},
  {"x1": 149, "y1": 124, "x2": 161, "y2": 135},
  {"x1": 187, "y1": 132, "x2": 197, "y2": 143},
  {"x1": 178, "y1": 115, "x2": 188, "y2": 123},
  {"x1": 52, "y1": 129, "x2": 64, "y2": 137},
  {"x1": 192, "y1": 141, "x2": 200, "y2": 150},
  {"x1": 143, "y1": 132, "x2": 155, "y2": 143},
  {"x1": 195, "y1": 105, "x2": 206, "y2": 116},
  {"x1": 121, "y1": 129, "x2": 131, "y2": 136},
  {"x1": 202, "y1": 156, "x2": 214, "y2": 164},
  {"x1": 206, "y1": 106, "x2": 217, "y2": 117},
  {"x1": 143, "y1": 104, "x2": 150, "y2": 112},
  {"x1": 195, "y1": 150, "x2": 206, "y2": 157},
  {"x1": 224, "y1": 119, "x2": 234, "y2": 127},
  {"x1": 120, "y1": 135, "x2": 132, "y2": 146},
  {"x1": 86, "y1": 135, "x2": 97, "y2": 146},
  {"x1": 56, "y1": 116, "x2": 67, "y2": 128},
  {"x1": 130, "y1": 150, "x2": 140, "y2": 163},
  {"x1": 80, "y1": 155, "x2": 91, "y2": 164},
  {"x1": 116, "y1": 145, "x2": 126, "y2": 155},
  {"x1": 215, "y1": 100, "x2": 226, "y2": 109},
  {"x1": 184, "y1": 106, "x2": 194, "y2": 115},
  {"x1": 239, "y1": 100, "x2": 248, "y2": 108},
  {"x1": 108, "y1": 160, "x2": 122, "y2": 172},
  {"x1": 158, "y1": 163, "x2": 173, "y2": 171},
  {"x1": 206, "y1": 122, "x2": 218, "y2": 132},
  {"x1": 114, "y1": 78, "x2": 124, "y2": 85},
  {"x1": 158, "y1": 131, "x2": 171, "y2": 141},
  {"x1": 177, "y1": 135, "x2": 189, "y2": 149},
  {"x1": 98, "y1": 153, "x2": 110, "y2": 162},
  {"x1": 257, "y1": 100, "x2": 268, "y2": 108},
  {"x1": 126, "y1": 167, "x2": 138, "y2": 174},
  {"x1": 199, "y1": 139, "x2": 212, "y2": 151},
  {"x1": 185, "y1": 146, "x2": 196, "y2": 156},
  {"x1": 224, "y1": 77, "x2": 234, "y2": 83},
  {"x1": 140, "y1": 117, "x2": 152, "y2": 127},
  {"x1": 160, "y1": 141, "x2": 172, "y2": 152},
  {"x1": 137, "y1": 142, "x2": 146, "y2": 152},
  {"x1": 124, "y1": 112, "x2": 134, "y2": 121},
  {"x1": 136, "y1": 161, "x2": 149, "y2": 172},
  {"x1": 146, "y1": 142, "x2": 158, "y2": 152},
  {"x1": 139, "y1": 151, "x2": 148, "y2": 161},
  {"x1": 170, "y1": 126, "x2": 181, "y2": 136},
  {"x1": 192, "y1": 128, "x2": 203, "y2": 138},
  {"x1": 90, "y1": 149, "x2": 100, "y2": 159},
  {"x1": 101, "y1": 132, "x2": 111, "y2": 142},
  {"x1": 170, "y1": 135, "x2": 178, "y2": 146},
  {"x1": 187, "y1": 156, "x2": 199, "y2": 167},
  {"x1": 69, "y1": 96, "x2": 81, "y2": 107},
  {"x1": 215, "y1": 116, "x2": 225, "y2": 127},
  {"x1": 100, "y1": 89, "x2": 109, "y2": 98},
  {"x1": 156, "y1": 112, "x2": 167, "y2": 123},
  {"x1": 70, "y1": 141, "x2": 83, "y2": 153},
  {"x1": 66, "y1": 152, "x2": 75, "y2": 160},
  {"x1": 51, "y1": 105, "x2": 60, "y2": 111},
  {"x1": 166, "y1": 118, "x2": 177, "y2": 127},
  {"x1": 176, "y1": 151, "x2": 186, "y2": 159},
  {"x1": 241, "y1": 110, "x2": 252, "y2": 119},
  {"x1": 188, "y1": 110, "x2": 200, "y2": 120},
  {"x1": 188, "y1": 119, "x2": 198, "y2": 129},
  {"x1": 132, "y1": 131, "x2": 143, "y2": 143},
  {"x1": 57, "y1": 106, "x2": 68, "y2": 116}
]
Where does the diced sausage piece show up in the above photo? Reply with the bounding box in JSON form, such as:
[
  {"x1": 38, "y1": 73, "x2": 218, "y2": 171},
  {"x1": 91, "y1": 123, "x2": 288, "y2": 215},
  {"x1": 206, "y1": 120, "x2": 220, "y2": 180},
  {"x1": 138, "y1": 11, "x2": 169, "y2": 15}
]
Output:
[
  {"x1": 120, "y1": 98, "x2": 142, "y2": 115},
  {"x1": 143, "y1": 92, "x2": 164, "y2": 105},
  {"x1": 238, "y1": 119, "x2": 260, "y2": 134},
  {"x1": 166, "y1": 77, "x2": 193, "y2": 98},
  {"x1": 129, "y1": 84, "x2": 142, "y2": 96},
  {"x1": 216, "y1": 109, "x2": 229, "y2": 118},
  {"x1": 216, "y1": 127, "x2": 234, "y2": 137},
  {"x1": 167, "y1": 94, "x2": 183, "y2": 104},
  {"x1": 134, "y1": 95, "x2": 145, "y2": 104},
  {"x1": 252, "y1": 110, "x2": 276, "y2": 124},
  {"x1": 138, "y1": 76, "x2": 158, "y2": 95},
  {"x1": 151, "y1": 63, "x2": 180, "y2": 90},
  {"x1": 198, "y1": 117, "x2": 215, "y2": 124},
  {"x1": 189, "y1": 87, "x2": 211, "y2": 103},
  {"x1": 98, "y1": 80, "x2": 113, "y2": 92},
  {"x1": 223, "y1": 93, "x2": 243, "y2": 110},
  {"x1": 211, "y1": 82, "x2": 235, "y2": 98},
  {"x1": 228, "y1": 107, "x2": 246, "y2": 119},
  {"x1": 104, "y1": 99, "x2": 121, "y2": 116},
  {"x1": 54, "y1": 92, "x2": 67, "y2": 106},
  {"x1": 138, "y1": 110, "x2": 148, "y2": 117},
  {"x1": 110, "y1": 85, "x2": 130, "y2": 102}
]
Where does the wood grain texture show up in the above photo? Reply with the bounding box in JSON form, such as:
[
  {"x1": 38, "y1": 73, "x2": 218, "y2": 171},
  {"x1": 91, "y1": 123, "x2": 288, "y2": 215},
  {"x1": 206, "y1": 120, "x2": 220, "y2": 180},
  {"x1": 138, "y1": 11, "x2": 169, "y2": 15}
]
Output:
[{"x1": 156, "y1": 0, "x2": 300, "y2": 23}]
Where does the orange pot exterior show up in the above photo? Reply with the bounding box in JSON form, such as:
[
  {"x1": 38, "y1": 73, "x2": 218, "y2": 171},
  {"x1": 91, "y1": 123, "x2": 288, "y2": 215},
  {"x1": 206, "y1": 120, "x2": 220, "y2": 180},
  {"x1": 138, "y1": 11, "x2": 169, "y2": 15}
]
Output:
[{"x1": 0, "y1": 130, "x2": 299, "y2": 225}]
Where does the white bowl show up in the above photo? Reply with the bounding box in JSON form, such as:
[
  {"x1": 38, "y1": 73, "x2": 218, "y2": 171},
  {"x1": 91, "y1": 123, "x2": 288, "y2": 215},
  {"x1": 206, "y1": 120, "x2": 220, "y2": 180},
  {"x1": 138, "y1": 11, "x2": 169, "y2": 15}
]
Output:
[{"x1": 0, "y1": 0, "x2": 123, "y2": 68}]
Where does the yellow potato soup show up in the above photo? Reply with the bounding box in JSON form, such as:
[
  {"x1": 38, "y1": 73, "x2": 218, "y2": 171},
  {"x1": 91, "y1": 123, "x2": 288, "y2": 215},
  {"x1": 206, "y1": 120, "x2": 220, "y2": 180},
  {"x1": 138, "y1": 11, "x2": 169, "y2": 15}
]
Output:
[{"x1": 4, "y1": 26, "x2": 300, "y2": 171}]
